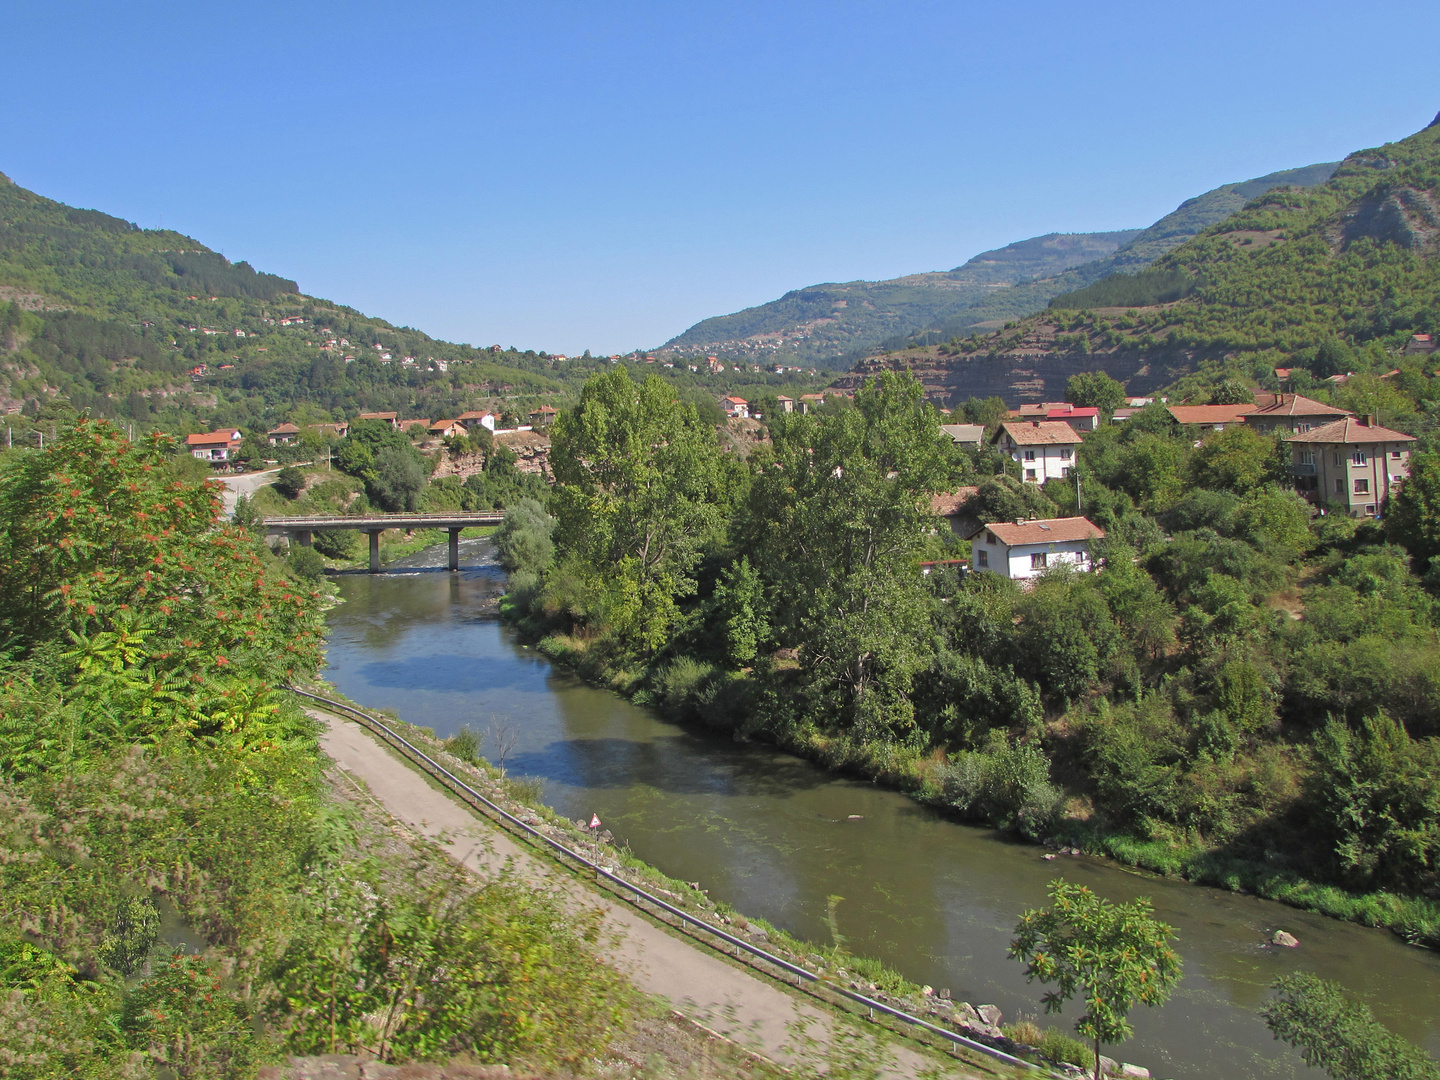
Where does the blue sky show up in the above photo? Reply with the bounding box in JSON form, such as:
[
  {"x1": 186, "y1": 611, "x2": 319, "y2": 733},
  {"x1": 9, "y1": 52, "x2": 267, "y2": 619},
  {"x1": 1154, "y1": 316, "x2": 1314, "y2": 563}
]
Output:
[{"x1": 4, "y1": 1, "x2": 1438, "y2": 354}]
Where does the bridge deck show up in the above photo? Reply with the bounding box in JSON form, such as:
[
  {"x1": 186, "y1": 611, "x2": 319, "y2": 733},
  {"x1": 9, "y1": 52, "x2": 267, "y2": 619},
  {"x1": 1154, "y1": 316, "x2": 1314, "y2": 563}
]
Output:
[
  {"x1": 261, "y1": 512, "x2": 505, "y2": 572},
  {"x1": 261, "y1": 512, "x2": 504, "y2": 531}
]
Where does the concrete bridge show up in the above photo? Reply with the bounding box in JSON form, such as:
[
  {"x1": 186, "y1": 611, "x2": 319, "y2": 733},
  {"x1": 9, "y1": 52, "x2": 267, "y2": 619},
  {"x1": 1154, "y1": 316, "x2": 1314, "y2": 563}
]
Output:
[{"x1": 262, "y1": 512, "x2": 505, "y2": 571}]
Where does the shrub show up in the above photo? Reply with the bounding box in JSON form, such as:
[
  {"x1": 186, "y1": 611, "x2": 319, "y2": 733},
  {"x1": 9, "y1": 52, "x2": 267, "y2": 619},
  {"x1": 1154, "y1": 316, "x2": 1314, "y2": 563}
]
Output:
[
  {"x1": 286, "y1": 545, "x2": 326, "y2": 580},
  {"x1": 445, "y1": 726, "x2": 481, "y2": 765},
  {"x1": 312, "y1": 529, "x2": 358, "y2": 559},
  {"x1": 939, "y1": 736, "x2": 1062, "y2": 838},
  {"x1": 1039, "y1": 1027, "x2": 1092, "y2": 1067},
  {"x1": 1003, "y1": 1019, "x2": 1043, "y2": 1046},
  {"x1": 495, "y1": 498, "x2": 555, "y2": 574},
  {"x1": 273, "y1": 466, "x2": 306, "y2": 500},
  {"x1": 652, "y1": 656, "x2": 720, "y2": 720}
]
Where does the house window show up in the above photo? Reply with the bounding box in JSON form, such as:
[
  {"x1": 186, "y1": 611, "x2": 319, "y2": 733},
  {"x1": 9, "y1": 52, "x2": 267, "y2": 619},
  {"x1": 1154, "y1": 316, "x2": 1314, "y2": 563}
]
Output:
[
  {"x1": 1061, "y1": 467, "x2": 1073, "y2": 478},
  {"x1": 1354, "y1": 478, "x2": 1370, "y2": 495},
  {"x1": 977, "y1": 549, "x2": 988, "y2": 568},
  {"x1": 1351, "y1": 451, "x2": 1368, "y2": 466},
  {"x1": 986, "y1": 532, "x2": 997, "y2": 546},
  {"x1": 1060, "y1": 448, "x2": 1072, "y2": 460},
  {"x1": 1392, "y1": 449, "x2": 1403, "y2": 459},
  {"x1": 1333, "y1": 453, "x2": 1343, "y2": 466},
  {"x1": 1023, "y1": 450, "x2": 1036, "y2": 461},
  {"x1": 1297, "y1": 423, "x2": 1311, "y2": 433},
  {"x1": 1335, "y1": 478, "x2": 1344, "y2": 494},
  {"x1": 1298, "y1": 451, "x2": 1315, "y2": 465},
  {"x1": 1365, "y1": 504, "x2": 1376, "y2": 515},
  {"x1": 1025, "y1": 468, "x2": 1037, "y2": 481},
  {"x1": 1030, "y1": 552, "x2": 1048, "y2": 570}
]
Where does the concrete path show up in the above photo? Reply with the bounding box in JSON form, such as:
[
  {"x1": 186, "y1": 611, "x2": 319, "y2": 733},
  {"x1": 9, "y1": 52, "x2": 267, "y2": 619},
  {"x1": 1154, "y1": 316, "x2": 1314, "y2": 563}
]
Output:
[
  {"x1": 315, "y1": 710, "x2": 984, "y2": 1077},
  {"x1": 216, "y1": 467, "x2": 282, "y2": 516}
]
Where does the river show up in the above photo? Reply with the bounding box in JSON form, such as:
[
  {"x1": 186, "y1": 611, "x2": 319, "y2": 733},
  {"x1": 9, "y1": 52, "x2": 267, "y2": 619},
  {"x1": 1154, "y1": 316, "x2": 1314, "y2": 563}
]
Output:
[{"x1": 321, "y1": 543, "x2": 1440, "y2": 1080}]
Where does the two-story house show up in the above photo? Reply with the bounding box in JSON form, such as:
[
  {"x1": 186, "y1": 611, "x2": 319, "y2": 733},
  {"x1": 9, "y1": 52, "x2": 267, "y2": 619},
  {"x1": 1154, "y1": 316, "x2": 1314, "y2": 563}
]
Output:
[
  {"x1": 456, "y1": 410, "x2": 497, "y2": 433},
  {"x1": 1288, "y1": 416, "x2": 1416, "y2": 515},
  {"x1": 357, "y1": 411, "x2": 400, "y2": 428},
  {"x1": 966, "y1": 517, "x2": 1105, "y2": 580},
  {"x1": 267, "y1": 422, "x2": 300, "y2": 446},
  {"x1": 992, "y1": 421, "x2": 1084, "y2": 483},
  {"x1": 1242, "y1": 393, "x2": 1352, "y2": 436},
  {"x1": 1167, "y1": 403, "x2": 1258, "y2": 430},
  {"x1": 186, "y1": 428, "x2": 243, "y2": 463}
]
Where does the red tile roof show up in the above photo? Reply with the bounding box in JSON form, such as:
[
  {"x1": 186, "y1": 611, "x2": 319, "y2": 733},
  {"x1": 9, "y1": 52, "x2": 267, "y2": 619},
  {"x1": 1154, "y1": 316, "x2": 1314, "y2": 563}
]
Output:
[
  {"x1": 973, "y1": 517, "x2": 1105, "y2": 546},
  {"x1": 1287, "y1": 417, "x2": 1415, "y2": 444},
  {"x1": 997, "y1": 421, "x2": 1084, "y2": 446},
  {"x1": 931, "y1": 487, "x2": 979, "y2": 516},
  {"x1": 1046, "y1": 406, "x2": 1098, "y2": 420},
  {"x1": 186, "y1": 429, "x2": 242, "y2": 447},
  {"x1": 1245, "y1": 394, "x2": 1350, "y2": 419},
  {"x1": 1167, "y1": 404, "x2": 1258, "y2": 425}
]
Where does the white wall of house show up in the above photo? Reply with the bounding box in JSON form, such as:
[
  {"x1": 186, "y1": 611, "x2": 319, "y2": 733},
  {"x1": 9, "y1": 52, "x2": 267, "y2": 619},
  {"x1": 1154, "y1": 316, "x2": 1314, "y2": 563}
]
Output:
[
  {"x1": 1007, "y1": 443, "x2": 1078, "y2": 483},
  {"x1": 971, "y1": 536, "x2": 1095, "y2": 580}
]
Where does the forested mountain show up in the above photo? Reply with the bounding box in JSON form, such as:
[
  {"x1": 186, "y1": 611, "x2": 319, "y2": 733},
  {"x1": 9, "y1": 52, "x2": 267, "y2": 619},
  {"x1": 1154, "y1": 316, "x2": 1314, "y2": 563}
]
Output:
[
  {"x1": 661, "y1": 162, "x2": 1339, "y2": 369},
  {"x1": 923, "y1": 114, "x2": 1440, "y2": 392},
  {"x1": 0, "y1": 172, "x2": 822, "y2": 443},
  {"x1": 659, "y1": 230, "x2": 1141, "y2": 369}
]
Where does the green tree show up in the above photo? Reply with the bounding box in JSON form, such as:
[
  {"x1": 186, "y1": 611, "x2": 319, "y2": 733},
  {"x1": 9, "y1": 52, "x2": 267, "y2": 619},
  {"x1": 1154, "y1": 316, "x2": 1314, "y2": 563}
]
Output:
[
  {"x1": 710, "y1": 556, "x2": 769, "y2": 667},
  {"x1": 1066, "y1": 371, "x2": 1126, "y2": 412},
  {"x1": 1190, "y1": 424, "x2": 1280, "y2": 494},
  {"x1": 495, "y1": 498, "x2": 555, "y2": 574},
  {"x1": 370, "y1": 446, "x2": 426, "y2": 512},
  {"x1": 273, "y1": 466, "x2": 306, "y2": 500},
  {"x1": 1009, "y1": 880, "x2": 1182, "y2": 1080},
  {"x1": 743, "y1": 372, "x2": 959, "y2": 739},
  {"x1": 1261, "y1": 972, "x2": 1440, "y2": 1080},
  {"x1": 960, "y1": 395, "x2": 1010, "y2": 428},
  {"x1": 548, "y1": 369, "x2": 731, "y2": 652},
  {"x1": 1387, "y1": 448, "x2": 1440, "y2": 564}
]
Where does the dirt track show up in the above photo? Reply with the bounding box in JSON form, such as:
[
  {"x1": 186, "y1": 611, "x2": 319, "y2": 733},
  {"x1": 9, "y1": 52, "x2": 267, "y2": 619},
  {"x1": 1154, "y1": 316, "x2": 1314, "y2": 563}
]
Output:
[{"x1": 315, "y1": 710, "x2": 985, "y2": 1077}]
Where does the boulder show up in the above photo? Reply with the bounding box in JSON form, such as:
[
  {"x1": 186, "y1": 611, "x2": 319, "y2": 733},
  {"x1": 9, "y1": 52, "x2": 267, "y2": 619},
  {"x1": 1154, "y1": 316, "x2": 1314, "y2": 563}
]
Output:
[
  {"x1": 1272, "y1": 930, "x2": 1299, "y2": 948},
  {"x1": 1100, "y1": 1055, "x2": 1119, "y2": 1076},
  {"x1": 954, "y1": 1002, "x2": 983, "y2": 1027},
  {"x1": 978, "y1": 1004, "x2": 1003, "y2": 1027},
  {"x1": 1120, "y1": 1064, "x2": 1151, "y2": 1079}
]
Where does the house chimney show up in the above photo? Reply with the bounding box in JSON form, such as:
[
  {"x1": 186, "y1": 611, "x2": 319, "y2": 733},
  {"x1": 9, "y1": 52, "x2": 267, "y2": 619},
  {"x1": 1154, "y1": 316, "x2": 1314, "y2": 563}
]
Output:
[
  {"x1": 1365, "y1": 414, "x2": 1376, "y2": 427},
  {"x1": 1031, "y1": 420, "x2": 1040, "y2": 428}
]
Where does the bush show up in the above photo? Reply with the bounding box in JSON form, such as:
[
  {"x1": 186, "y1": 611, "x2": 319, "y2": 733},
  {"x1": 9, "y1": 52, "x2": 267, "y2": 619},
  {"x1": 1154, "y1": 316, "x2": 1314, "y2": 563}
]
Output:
[
  {"x1": 445, "y1": 726, "x2": 481, "y2": 765},
  {"x1": 1039, "y1": 1027, "x2": 1092, "y2": 1068},
  {"x1": 286, "y1": 545, "x2": 326, "y2": 580},
  {"x1": 273, "y1": 466, "x2": 306, "y2": 500},
  {"x1": 652, "y1": 656, "x2": 720, "y2": 720},
  {"x1": 312, "y1": 529, "x2": 358, "y2": 559},
  {"x1": 939, "y1": 736, "x2": 1062, "y2": 838},
  {"x1": 495, "y1": 498, "x2": 555, "y2": 574}
]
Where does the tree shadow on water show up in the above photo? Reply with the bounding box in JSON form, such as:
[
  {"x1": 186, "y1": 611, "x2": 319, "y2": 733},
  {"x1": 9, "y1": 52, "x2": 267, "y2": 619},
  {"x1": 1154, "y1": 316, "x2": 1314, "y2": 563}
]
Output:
[{"x1": 504, "y1": 736, "x2": 833, "y2": 798}]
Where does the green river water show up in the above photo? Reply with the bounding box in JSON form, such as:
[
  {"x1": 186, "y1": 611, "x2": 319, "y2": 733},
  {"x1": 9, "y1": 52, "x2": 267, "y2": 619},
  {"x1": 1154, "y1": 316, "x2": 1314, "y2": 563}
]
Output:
[{"x1": 322, "y1": 545, "x2": 1440, "y2": 1079}]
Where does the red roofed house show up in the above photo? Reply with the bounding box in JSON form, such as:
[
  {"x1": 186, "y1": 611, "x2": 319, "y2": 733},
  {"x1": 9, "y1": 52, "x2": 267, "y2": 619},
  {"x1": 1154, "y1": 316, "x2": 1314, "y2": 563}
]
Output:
[
  {"x1": 1045, "y1": 405, "x2": 1100, "y2": 431},
  {"x1": 931, "y1": 487, "x2": 981, "y2": 536},
  {"x1": 456, "y1": 410, "x2": 497, "y2": 433},
  {"x1": 1404, "y1": 334, "x2": 1435, "y2": 355},
  {"x1": 187, "y1": 428, "x2": 243, "y2": 463},
  {"x1": 267, "y1": 422, "x2": 301, "y2": 446},
  {"x1": 721, "y1": 396, "x2": 750, "y2": 419},
  {"x1": 966, "y1": 517, "x2": 1106, "y2": 580},
  {"x1": 1288, "y1": 416, "x2": 1416, "y2": 516},
  {"x1": 992, "y1": 421, "x2": 1084, "y2": 483},
  {"x1": 357, "y1": 411, "x2": 399, "y2": 428},
  {"x1": 529, "y1": 404, "x2": 559, "y2": 428},
  {"x1": 1243, "y1": 394, "x2": 1352, "y2": 437},
  {"x1": 1166, "y1": 403, "x2": 1259, "y2": 430},
  {"x1": 429, "y1": 419, "x2": 467, "y2": 439}
]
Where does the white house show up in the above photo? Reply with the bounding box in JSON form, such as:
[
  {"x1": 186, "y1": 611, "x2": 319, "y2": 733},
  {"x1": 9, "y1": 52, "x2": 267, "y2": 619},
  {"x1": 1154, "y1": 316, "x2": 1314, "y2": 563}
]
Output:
[
  {"x1": 456, "y1": 410, "x2": 498, "y2": 433},
  {"x1": 992, "y1": 421, "x2": 1084, "y2": 483},
  {"x1": 966, "y1": 517, "x2": 1105, "y2": 580},
  {"x1": 186, "y1": 428, "x2": 243, "y2": 462}
]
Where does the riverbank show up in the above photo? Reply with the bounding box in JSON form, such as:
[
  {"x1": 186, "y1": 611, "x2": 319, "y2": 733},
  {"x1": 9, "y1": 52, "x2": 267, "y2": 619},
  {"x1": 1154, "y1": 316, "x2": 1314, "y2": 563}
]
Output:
[
  {"x1": 510, "y1": 614, "x2": 1440, "y2": 952},
  {"x1": 299, "y1": 682, "x2": 1043, "y2": 1079}
]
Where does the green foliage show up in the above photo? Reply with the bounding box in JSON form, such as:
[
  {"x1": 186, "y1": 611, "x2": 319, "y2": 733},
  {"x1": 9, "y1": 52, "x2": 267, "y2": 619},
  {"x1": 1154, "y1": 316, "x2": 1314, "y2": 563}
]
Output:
[
  {"x1": 99, "y1": 896, "x2": 160, "y2": 976},
  {"x1": 1261, "y1": 972, "x2": 1440, "y2": 1080},
  {"x1": 312, "y1": 528, "x2": 358, "y2": 559},
  {"x1": 1009, "y1": 880, "x2": 1182, "y2": 1080},
  {"x1": 939, "y1": 735, "x2": 1062, "y2": 838},
  {"x1": 1307, "y1": 713, "x2": 1440, "y2": 895},
  {"x1": 1039, "y1": 1027, "x2": 1093, "y2": 1068},
  {"x1": 965, "y1": 474, "x2": 1059, "y2": 525},
  {"x1": 494, "y1": 498, "x2": 555, "y2": 574},
  {"x1": 286, "y1": 544, "x2": 326, "y2": 580},
  {"x1": 549, "y1": 368, "x2": 732, "y2": 652},
  {"x1": 710, "y1": 556, "x2": 769, "y2": 667},
  {"x1": 273, "y1": 465, "x2": 306, "y2": 500},
  {"x1": 1387, "y1": 448, "x2": 1440, "y2": 564},
  {"x1": 1190, "y1": 424, "x2": 1281, "y2": 494},
  {"x1": 120, "y1": 952, "x2": 257, "y2": 1079},
  {"x1": 1065, "y1": 371, "x2": 1126, "y2": 411}
]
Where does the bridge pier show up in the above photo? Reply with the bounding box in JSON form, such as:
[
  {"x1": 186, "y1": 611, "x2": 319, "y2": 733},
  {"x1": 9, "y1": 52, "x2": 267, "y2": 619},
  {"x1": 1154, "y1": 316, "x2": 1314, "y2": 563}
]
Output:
[
  {"x1": 367, "y1": 529, "x2": 383, "y2": 573},
  {"x1": 448, "y1": 527, "x2": 462, "y2": 572},
  {"x1": 292, "y1": 530, "x2": 313, "y2": 548}
]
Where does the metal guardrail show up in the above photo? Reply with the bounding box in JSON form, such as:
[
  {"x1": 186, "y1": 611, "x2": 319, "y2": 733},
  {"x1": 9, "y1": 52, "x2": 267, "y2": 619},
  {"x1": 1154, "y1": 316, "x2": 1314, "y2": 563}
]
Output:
[
  {"x1": 263, "y1": 512, "x2": 505, "y2": 530},
  {"x1": 289, "y1": 686, "x2": 1043, "y2": 1073}
]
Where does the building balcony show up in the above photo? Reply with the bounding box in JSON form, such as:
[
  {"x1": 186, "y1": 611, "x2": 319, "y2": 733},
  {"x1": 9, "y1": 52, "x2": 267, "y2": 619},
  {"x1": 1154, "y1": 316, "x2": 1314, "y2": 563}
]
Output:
[{"x1": 1292, "y1": 462, "x2": 1317, "y2": 475}]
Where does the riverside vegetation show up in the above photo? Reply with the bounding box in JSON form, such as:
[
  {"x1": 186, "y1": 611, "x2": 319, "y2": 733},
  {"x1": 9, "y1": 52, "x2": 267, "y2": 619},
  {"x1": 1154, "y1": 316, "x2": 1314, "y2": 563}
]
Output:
[
  {"x1": 501, "y1": 365, "x2": 1440, "y2": 957},
  {"x1": 0, "y1": 420, "x2": 640, "y2": 1077}
]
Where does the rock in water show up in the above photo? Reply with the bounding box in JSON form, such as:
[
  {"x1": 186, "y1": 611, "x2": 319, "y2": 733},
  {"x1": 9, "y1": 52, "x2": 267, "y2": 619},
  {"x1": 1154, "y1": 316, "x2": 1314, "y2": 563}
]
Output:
[
  {"x1": 1120, "y1": 1065, "x2": 1151, "y2": 1079},
  {"x1": 1272, "y1": 929, "x2": 1299, "y2": 947},
  {"x1": 978, "y1": 1004, "x2": 1003, "y2": 1026}
]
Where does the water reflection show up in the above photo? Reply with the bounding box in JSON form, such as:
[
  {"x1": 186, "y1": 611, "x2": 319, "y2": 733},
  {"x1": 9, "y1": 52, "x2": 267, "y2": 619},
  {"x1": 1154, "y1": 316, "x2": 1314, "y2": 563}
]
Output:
[{"x1": 323, "y1": 544, "x2": 1440, "y2": 1080}]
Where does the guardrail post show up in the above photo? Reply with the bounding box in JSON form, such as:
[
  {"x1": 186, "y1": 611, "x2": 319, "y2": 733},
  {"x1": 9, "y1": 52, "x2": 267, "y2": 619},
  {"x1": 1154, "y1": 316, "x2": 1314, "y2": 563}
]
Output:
[
  {"x1": 448, "y1": 527, "x2": 462, "y2": 571},
  {"x1": 367, "y1": 529, "x2": 382, "y2": 573}
]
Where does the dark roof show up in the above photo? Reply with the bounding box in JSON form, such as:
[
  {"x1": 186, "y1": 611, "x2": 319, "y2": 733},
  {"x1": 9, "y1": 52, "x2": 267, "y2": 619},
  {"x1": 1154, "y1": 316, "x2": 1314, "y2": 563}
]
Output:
[{"x1": 1287, "y1": 417, "x2": 1415, "y2": 445}]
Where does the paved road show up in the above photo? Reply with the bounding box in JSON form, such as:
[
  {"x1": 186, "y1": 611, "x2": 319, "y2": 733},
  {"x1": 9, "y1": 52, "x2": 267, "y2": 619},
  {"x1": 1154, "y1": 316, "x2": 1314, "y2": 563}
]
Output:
[
  {"x1": 314, "y1": 710, "x2": 983, "y2": 1078},
  {"x1": 215, "y1": 468, "x2": 282, "y2": 516}
]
